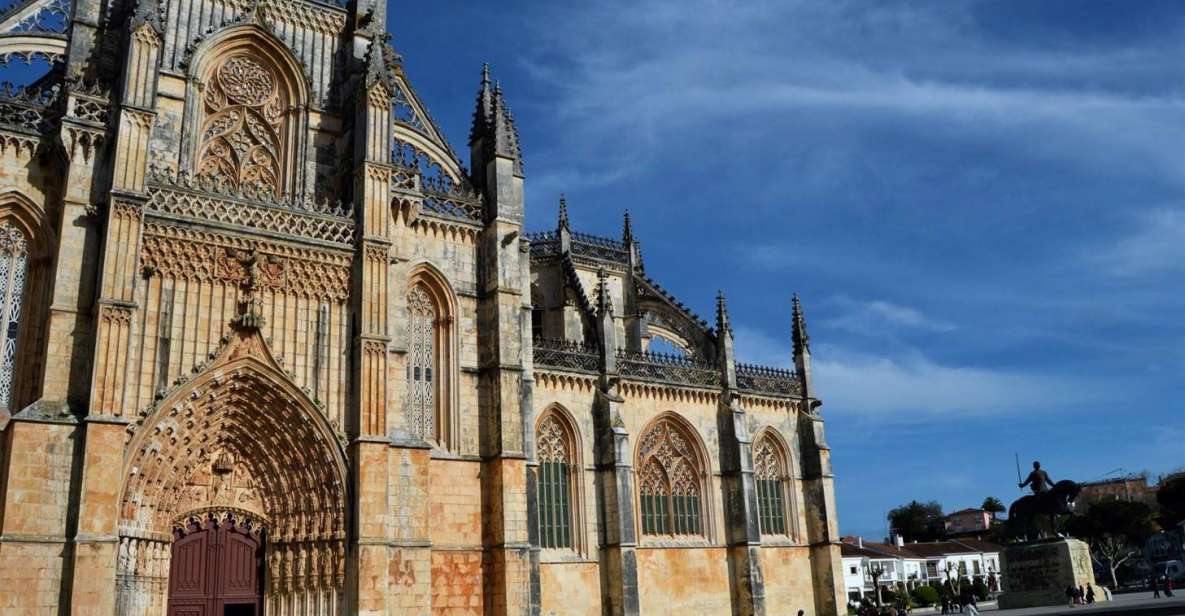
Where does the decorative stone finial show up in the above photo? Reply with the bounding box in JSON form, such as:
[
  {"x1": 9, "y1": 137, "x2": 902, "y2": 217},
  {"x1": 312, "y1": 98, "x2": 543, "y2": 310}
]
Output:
[
  {"x1": 715, "y1": 290, "x2": 732, "y2": 337},
  {"x1": 558, "y1": 195, "x2": 570, "y2": 232},
  {"x1": 623, "y1": 210, "x2": 634, "y2": 245},
  {"x1": 596, "y1": 268, "x2": 613, "y2": 317},
  {"x1": 468, "y1": 65, "x2": 524, "y2": 177},
  {"x1": 469, "y1": 63, "x2": 495, "y2": 146},
  {"x1": 792, "y1": 293, "x2": 810, "y2": 354}
]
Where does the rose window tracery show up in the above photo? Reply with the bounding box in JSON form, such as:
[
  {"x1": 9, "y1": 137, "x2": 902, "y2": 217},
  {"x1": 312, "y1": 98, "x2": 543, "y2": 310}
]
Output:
[
  {"x1": 637, "y1": 419, "x2": 703, "y2": 536},
  {"x1": 196, "y1": 55, "x2": 286, "y2": 197}
]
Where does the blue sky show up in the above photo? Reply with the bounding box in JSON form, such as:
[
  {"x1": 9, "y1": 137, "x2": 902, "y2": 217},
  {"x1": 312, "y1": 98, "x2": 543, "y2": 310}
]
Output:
[{"x1": 387, "y1": 0, "x2": 1185, "y2": 539}]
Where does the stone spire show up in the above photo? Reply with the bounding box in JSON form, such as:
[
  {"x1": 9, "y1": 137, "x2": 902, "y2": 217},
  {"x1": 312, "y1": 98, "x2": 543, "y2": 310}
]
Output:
[
  {"x1": 792, "y1": 293, "x2": 810, "y2": 356},
  {"x1": 468, "y1": 65, "x2": 525, "y2": 188},
  {"x1": 716, "y1": 291, "x2": 736, "y2": 389},
  {"x1": 490, "y1": 82, "x2": 525, "y2": 178},
  {"x1": 558, "y1": 195, "x2": 572, "y2": 254},
  {"x1": 468, "y1": 63, "x2": 493, "y2": 147},
  {"x1": 558, "y1": 194, "x2": 570, "y2": 232},
  {"x1": 715, "y1": 290, "x2": 732, "y2": 338},
  {"x1": 622, "y1": 210, "x2": 634, "y2": 245},
  {"x1": 595, "y1": 269, "x2": 617, "y2": 375},
  {"x1": 792, "y1": 293, "x2": 813, "y2": 398}
]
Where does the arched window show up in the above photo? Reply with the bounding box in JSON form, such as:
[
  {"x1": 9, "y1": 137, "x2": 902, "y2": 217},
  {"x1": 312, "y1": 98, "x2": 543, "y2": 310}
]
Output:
[
  {"x1": 753, "y1": 432, "x2": 792, "y2": 537},
  {"x1": 0, "y1": 221, "x2": 28, "y2": 409},
  {"x1": 536, "y1": 412, "x2": 577, "y2": 549},
  {"x1": 406, "y1": 284, "x2": 437, "y2": 441},
  {"x1": 637, "y1": 418, "x2": 705, "y2": 537},
  {"x1": 189, "y1": 29, "x2": 308, "y2": 199}
]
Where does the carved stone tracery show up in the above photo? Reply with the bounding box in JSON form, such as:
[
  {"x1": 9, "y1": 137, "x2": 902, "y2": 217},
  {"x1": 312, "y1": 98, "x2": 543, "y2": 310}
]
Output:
[
  {"x1": 536, "y1": 414, "x2": 568, "y2": 464},
  {"x1": 753, "y1": 437, "x2": 782, "y2": 482},
  {"x1": 637, "y1": 419, "x2": 700, "y2": 498},
  {"x1": 196, "y1": 54, "x2": 287, "y2": 197}
]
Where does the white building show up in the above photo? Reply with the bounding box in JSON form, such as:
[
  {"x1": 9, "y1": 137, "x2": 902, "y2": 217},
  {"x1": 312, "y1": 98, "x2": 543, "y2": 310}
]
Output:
[{"x1": 840, "y1": 536, "x2": 1005, "y2": 602}]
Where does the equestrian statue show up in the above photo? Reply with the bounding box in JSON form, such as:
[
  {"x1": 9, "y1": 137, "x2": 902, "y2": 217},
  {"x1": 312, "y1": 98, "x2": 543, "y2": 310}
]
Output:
[{"x1": 1007, "y1": 461, "x2": 1081, "y2": 542}]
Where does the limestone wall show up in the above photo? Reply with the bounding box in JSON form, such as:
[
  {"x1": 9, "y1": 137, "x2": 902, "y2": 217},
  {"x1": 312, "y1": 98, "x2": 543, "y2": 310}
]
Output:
[
  {"x1": 637, "y1": 546, "x2": 733, "y2": 613},
  {"x1": 0, "y1": 422, "x2": 78, "y2": 612}
]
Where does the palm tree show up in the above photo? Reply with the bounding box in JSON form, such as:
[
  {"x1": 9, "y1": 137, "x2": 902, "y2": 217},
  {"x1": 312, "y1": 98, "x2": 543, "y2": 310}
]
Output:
[{"x1": 982, "y1": 496, "x2": 1005, "y2": 521}]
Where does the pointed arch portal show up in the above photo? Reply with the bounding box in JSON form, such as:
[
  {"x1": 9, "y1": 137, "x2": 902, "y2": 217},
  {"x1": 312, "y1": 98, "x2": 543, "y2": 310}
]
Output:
[{"x1": 117, "y1": 326, "x2": 348, "y2": 615}]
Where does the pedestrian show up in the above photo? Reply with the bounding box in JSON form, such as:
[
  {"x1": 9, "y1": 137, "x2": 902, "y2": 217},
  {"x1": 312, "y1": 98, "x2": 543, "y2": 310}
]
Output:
[
  {"x1": 1078, "y1": 585, "x2": 1085, "y2": 605},
  {"x1": 1153, "y1": 576, "x2": 1161, "y2": 599},
  {"x1": 1086, "y1": 584, "x2": 1095, "y2": 605},
  {"x1": 1065, "y1": 585, "x2": 1075, "y2": 607},
  {"x1": 1167, "y1": 577, "x2": 1175, "y2": 598}
]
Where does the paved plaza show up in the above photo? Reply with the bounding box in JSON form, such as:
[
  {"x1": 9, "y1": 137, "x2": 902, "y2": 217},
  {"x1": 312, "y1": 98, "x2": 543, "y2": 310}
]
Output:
[{"x1": 981, "y1": 592, "x2": 1185, "y2": 616}]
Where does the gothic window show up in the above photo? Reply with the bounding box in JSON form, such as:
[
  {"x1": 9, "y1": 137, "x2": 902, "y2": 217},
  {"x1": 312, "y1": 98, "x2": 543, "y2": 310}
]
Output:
[
  {"x1": 406, "y1": 285, "x2": 436, "y2": 441},
  {"x1": 753, "y1": 433, "x2": 791, "y2": 537},
  {"x1": 637, "y1": 418, "x2": 705, "y2": 537},
  {"x1": 195, "y1": 54, "x2": 287, "y2": 197},
  {"x1": 0, "y1": 222, "x2": 27, "y2": 409},
  {"x1": 536, "y1": 413, "x2": 576, "y2": 549}
]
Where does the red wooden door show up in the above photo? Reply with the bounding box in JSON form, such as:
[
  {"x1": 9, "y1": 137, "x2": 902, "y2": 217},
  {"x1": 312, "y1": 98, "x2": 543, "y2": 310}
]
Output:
[{"x1": 168, "y1": 519, "x2": 263, "y2": 616}]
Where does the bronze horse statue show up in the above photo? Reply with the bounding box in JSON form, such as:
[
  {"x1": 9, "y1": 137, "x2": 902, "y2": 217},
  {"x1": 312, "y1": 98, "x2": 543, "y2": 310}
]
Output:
[{"x1": 1007, "y1": 480, "x2": 1081, "y2": 542}]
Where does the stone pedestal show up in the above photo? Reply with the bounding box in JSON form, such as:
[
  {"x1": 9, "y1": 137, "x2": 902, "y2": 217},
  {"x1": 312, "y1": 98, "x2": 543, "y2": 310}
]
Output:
[{"x1": 999, "y1": 538, "x2": 1104, "y2": 609}]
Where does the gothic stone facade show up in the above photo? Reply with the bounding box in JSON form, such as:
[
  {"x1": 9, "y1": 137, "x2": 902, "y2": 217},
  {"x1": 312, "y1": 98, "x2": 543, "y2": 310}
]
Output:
[{"x1": 0, "y1": 0, "x2": 845, "y2": 612}]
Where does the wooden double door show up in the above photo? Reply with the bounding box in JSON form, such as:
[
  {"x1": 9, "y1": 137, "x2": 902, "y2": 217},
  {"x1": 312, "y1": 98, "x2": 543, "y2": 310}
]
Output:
[{"x1": 168, "y1": 519, "x2": 264, "y2": 616}]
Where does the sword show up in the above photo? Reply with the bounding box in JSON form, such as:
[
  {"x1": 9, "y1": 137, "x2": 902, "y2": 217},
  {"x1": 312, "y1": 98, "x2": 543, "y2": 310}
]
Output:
[{"x1": 1015, "y1": 453, "x2": 1022, "y2": 491}]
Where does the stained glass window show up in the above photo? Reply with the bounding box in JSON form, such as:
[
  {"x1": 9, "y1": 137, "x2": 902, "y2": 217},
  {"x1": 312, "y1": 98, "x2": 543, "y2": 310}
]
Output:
[
  {"x1": 754, "y1": 435, "x2": 788, "y2": 536},
  {"x1": 637, "y1": 419, "x2": 703, "y2": 537},
  {"x1": 0, "y1": 222, "x2": 28, "y2": 409},
  {"x1": 406, "y1": 285, "x2": 436, "y2": 440},
  {"x1": 537, "y1": 414, "x2": 574, "y2": 549}
]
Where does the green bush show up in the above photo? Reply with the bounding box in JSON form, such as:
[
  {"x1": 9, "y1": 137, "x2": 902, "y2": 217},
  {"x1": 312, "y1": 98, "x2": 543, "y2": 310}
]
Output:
[
  {"x1": 973, "y1": 579, "x2": 989, "y2": 601},
  {"x1": 911, "y1": 585, "x2": 940, "y2": 607}
]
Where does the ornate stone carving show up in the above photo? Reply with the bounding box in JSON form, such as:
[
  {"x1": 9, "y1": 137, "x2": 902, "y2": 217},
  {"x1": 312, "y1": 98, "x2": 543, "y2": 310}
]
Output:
[
  {"x1": 196, "y1": 54, "x2": 286, "y2": 197},
  {"x1": 638, "y1": 419, "x2": 700, "y2": 498},
  {"x1": 140, "y1": 224, "x2": 351, "y2": 302},
  {"x1": 753, "y1": 437, "x2": 782, "y2": 482},
  {"x1": 405, "y1": 285, "x2": 436, "y2": 441},
  {"x1": 100, "y1": 304, "x2": 134, "y2": 325},
  {"x1": 536, "y1": 414, "x2": 568, "y2": 464}
]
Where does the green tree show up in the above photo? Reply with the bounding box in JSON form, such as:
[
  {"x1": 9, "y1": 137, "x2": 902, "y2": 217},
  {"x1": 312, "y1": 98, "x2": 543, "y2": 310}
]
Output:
[
  {"x1": 1067, "y1": 500, "x2": 1159, "y2": 589},
  {"x1": 911, "y1": 585, "x2": 939, "y2": 607},
  {"x1": 982, "y1": 496, "x2": 1005, "y2": 520},
  {"x1": 1157, "y1": 475, "x2": 1185, "y2": 527},
  {"x1": 888, "y1": 500, "x2": 945, "y2": 542},
  {"x1": 972, "y1": 578, "x2": 990, "y2": 601}
]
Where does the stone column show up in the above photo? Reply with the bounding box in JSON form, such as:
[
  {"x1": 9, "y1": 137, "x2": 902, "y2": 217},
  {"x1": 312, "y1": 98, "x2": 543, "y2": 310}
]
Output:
[
  {"x1": 471, "y1": 80, "x2": 535, "y2": 613},
  {"x1": 591, "y1": 276, "x2": 641, "y2": 616},
  {"x1": 348, "y1": 61, "x2": 395, "y2": 614},
  {"x1": 714, "y1": 294, "x2": 766, "y2": 616},
  {"x1": 793, "y1": 296, "x2": 844, "y2": 616},
  {"x1": 69, "y1": 17, "x2": 162, "y2": 612}
]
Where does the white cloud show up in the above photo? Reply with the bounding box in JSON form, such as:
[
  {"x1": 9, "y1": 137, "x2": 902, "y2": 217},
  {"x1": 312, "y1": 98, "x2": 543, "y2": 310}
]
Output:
[
  {"x1": 823, "y1": 296, "x2": 958, "y2": 335},
  {"x1": 521, "y1": 0, "x2": 1185, "y2": 189},
  {"x1": 732, "y1": 325, "x2": 1086, "y2": 421},
  {"x1": 812, "y1": 346, "x2": 1084, "y2": 419},
  {"x1": 1096, "y1": 207, "x2": 1185, "y2": 277}
]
